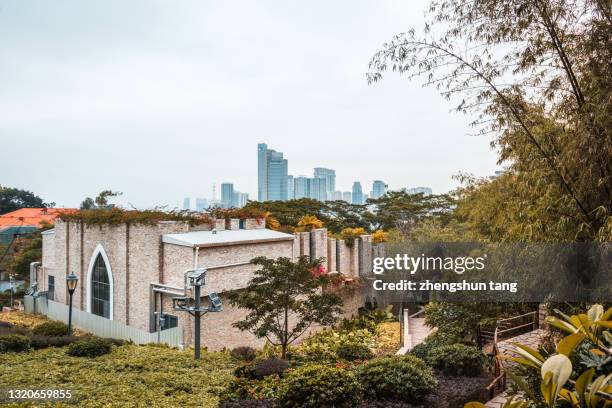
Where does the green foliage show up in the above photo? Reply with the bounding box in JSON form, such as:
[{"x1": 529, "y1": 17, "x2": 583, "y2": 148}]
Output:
[
  {"x1": 30, "y1": 335, "x2": 81, "y2": 349},
  {"x1": 357, "y1": 355, "x2": 436, "y2": 402},
  {"x1": 278, "y1": 364, "x2": 363, "y2": 408},
  {"x1": 230, "y1": 346, "x2": 257, "y2": 362},
  {"x1": 66, "y1": 337, "x2": 113, "y2": 358},
  {"x1": 60, "y1": 207, "x2": 212, "y2": 227},
  {"x1": 228, "y1": 256, "x2": 343, "y2": 359},
  {"x1": 32, "y1": 321, "x2": 69, "y2": 337},
  {"x1": 253, "y1": 358, "x2": 290, "y2": 379},
  {"x1": 0, "y1": 334, "x2": 30, "y2": 352},
  {"x1": 297, "y1": 328, "x2": 373, "y2": 363},
  {"x1": 0, "y1": 344, "x2": 237, "y2": 406},
  {"x1": 0, "y1": 185, "x2": 53, "y2": 215},
  {"x1": 336, "y1": 343, "x2": 374, "y2": 361},
  {"x1": 424, "y1": 302, "x2": 482, "y2": 340},
  {"x1": 410, "y1": 331, "x2": 462, "y2": 360},
  {"x1": 426, "y1": 344, "x2": 486, "y2": 377}
]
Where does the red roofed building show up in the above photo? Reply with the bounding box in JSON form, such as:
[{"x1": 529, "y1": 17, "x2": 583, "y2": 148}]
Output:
[{"x1": 0, "y1": 208, "x2": 77, "y2": 243}]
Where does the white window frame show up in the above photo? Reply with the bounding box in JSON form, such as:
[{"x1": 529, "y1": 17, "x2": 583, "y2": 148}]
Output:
[{"x1": 86, "y1": 243, "x2": 114, "y2": 320}]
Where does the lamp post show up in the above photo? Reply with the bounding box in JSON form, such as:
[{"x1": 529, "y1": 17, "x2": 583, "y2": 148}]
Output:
[
  {"x1": 9, "y1": 275, "x2": 15, "y2": 309},
  {"x1": 66, "y1": 272, "x2": 78, "y2": 335}
]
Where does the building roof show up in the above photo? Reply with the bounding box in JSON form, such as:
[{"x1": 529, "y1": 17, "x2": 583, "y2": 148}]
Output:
[
  {"x1": 0, "y1": 208, "x2": 77, "y2": 230},
  {"x1": 162, "y1": 228, "x2": 295, "y2": 248}
]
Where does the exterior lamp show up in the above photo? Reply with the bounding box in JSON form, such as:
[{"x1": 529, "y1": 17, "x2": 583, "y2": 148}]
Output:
[
  {"x1": 66, "y1": 272, "x2": 78, "y2": 335},
  {"x1": 9, "y1": 275, "x2": 15, "y2": 309}
]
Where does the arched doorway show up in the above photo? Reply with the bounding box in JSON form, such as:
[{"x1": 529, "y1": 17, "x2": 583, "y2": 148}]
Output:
[{"x1": 87, "y1": 244, "x2": 113, "y2": 320}]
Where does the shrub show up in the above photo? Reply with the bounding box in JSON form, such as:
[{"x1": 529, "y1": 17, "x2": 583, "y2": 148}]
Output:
[
  {"x1": 337, "y1": 343, "x2": 374, "y2": 361},
  {"x1": 0, "y1": 334, "x2": 31, "y2": 352},
  {"x1": 220, "y1": 399, "x2": 275, "y2": 408},
  {"x1": 297, "y1": 328, "x2": 373, "y2": 362},
  {"x1": 357, "y1": 356, "x2": 436, "y2": 402},
  {"x1": 230, "y1": 346, "x2": 257, "y2": 362},
  {"x1": 32, "y1": 321, "x2": 69, "y2": 337},
  {"x1": 278, "y1": 364, "x2": 362, "y2": 408},
  {"x1": 254, "y1": 357, "x2": 290, "y2": 378},
  {"x1": 409, "y1": 331, "x2": 460, "y2": 360},
  {"x1": 426, "y1": 344, "x2": 486, "y2": 377},
  {"x1": 66, "y1": 337, "x2": 112, "y2": 357},
  {"x1": 0, "y1": 321, "x2": 14, "y2": 328},
  {"x1": 424, "y1": 303, "x2": 481, "y2": 339},
  {"x1": 30, "y1": 335, "x2": 81, "y2": 349}
]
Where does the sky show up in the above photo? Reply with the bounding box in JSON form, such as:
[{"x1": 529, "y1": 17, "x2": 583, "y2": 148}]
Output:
[{"x1": 0, "y1": 0, "x2": 499, "y2": 209}]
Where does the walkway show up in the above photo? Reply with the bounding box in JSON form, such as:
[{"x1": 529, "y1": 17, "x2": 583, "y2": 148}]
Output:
[{"x1": 484, "y1": 329, "x2": 547, "y2": 407}]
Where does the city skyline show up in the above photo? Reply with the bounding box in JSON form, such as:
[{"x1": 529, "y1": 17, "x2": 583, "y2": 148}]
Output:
[{"x1": 0, "y1": 0, "x2": 499, "y2": 209}]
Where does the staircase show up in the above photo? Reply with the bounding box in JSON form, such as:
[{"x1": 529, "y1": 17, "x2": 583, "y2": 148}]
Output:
[{"x1": 397, "y1": 308, "x2": 434, "y2": 354}]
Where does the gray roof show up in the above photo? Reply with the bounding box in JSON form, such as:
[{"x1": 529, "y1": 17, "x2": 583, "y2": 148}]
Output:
[{"x1": 162, "y1": 228, "x2": 295, "y2": 248}]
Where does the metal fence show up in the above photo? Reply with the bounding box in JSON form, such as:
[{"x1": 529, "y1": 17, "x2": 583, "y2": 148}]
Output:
[{"x1": 23, "y1": 295, "x2": 183, "y2": 347}]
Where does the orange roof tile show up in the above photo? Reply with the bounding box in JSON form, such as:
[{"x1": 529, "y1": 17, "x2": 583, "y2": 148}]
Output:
[{"x1": 0, "y1": 208, "x2": 78, "y2": 229}]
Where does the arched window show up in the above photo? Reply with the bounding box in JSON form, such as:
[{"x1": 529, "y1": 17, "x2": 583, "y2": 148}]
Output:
[{"x1": 90, "y1": 254, "x2": 111, "y2": 318}]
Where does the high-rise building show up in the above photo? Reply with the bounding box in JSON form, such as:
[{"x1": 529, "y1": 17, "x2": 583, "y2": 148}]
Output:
[
  {"x1": 405, "y1": 186, "x2": 433, "y2": 196},
  {"x1": 371, "y1": 180, "x2": 387, "y2": 199},
  {"x1": 294, "y1": 176, "x2": 309, "y2": 199},
  {"x1": 342, "y1": 192, "x2": 352, "y2": 203},
  {"x1": 183, "y1": 197, "x2": 191, "y2": 210},
  {"x1": 221, "y1": 183, "x2": 234, "y2": 208},
  {"x1": 330, "y1": 191, "x2": 343, "y2": 201},
  {"x1": 257, "y1": 143, "x2": 288, "y2": 201},
  {"x1": 309, "y1": 177, "x2": 327, "y2": 201},
  {"x1": 287, "y1": 175, "x2": 294, "y2": 200},
  {"x1": 352, "y1": 182, "x2": 364, "y2": 205},
  {"x1": 195, "y1": 198, "x2": 208, "y2": 212},
  {"x1": 314, "y1": 168, "x2": 335, "y2": 194},
  {"x1": 232, "y1": 192, "x2": 249, "y2": 208}
]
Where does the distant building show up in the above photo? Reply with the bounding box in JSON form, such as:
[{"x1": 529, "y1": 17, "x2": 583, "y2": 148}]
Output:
[
  {"x1": 183, "y1": 197, "x2": 191, "y2": 210},
  {"x1": 330, "y1": 191, "x2": 343, "y2": 201},
  {"x1": 0, "y1": 208, "x2": 76, "y2": 244},
  {"x1": 352, "y1": 182, "x2": 364, "y2": 205},
  {"x1": 294, "y1": 176, "x2": 309, "y2": 199},
  {"x1": 405, "y1": 187, "x2": 433, "y2": 196},
  {"x1": 314, "y1": 168, "x2": 335, "y2": 195},
  {"x1": 257, "y1": 143, "x2": 288, "y2": 201},
  {"x1": 287, "y1": 175, "x2": 294, "y2": 200},
  {"x1": 371, "y1": 180, "x2": 387, "y2": 199},
  {"x1": 221, "y1": 183, "x2": 234, "y2": 208},
  {"x1": 342, "y1": 192, "x2": 352, "y2": 203},
  {"x1": 195, "y1": 198, "x2": 208, "y2": 212},
  {"x1": 233, "y1": 192, "x2": 249, "y2": 208},
  {"x1": 309, "y1": 177, "x2": 327, "y2": 201}
]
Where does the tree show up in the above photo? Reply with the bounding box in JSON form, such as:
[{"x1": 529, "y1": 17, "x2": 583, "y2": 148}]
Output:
[
  {"x1": 80, "y1": 190, "x2": 122, "y2": 210},
  {"x1": 369, "y1": 0, "x2": 611, "y2": 241},
  {"x1": 228, "y1": 256, "x2": 344, "y2": 358},
  {"x1": 80, "y1": 197, "x2": 95, "y2": 210},
  {"x1": 0, "y1": 186, "x2": 53, "y2": 215}
]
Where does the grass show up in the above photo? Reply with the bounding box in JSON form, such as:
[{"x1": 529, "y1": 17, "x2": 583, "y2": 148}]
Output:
[{"x1": 0, "y1": 344, "x2": 237, "y2": 407}]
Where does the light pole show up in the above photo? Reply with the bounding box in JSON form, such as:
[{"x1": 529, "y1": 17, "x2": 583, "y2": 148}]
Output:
[
  {"x1": 66, "y1": 272, "x2": 78, "y2": 335},
  {"x1": 9, "y1": 275, "x2": 15, "y2": 309}
]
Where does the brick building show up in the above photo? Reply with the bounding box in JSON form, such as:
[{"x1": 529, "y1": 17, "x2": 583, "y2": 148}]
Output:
[{"x1": 33, "y1": 217, "x2": 367, "y2": 350}]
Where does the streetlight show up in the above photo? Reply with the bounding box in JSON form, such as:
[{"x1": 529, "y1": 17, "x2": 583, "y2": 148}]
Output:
[
  {"x1": 66, "y1": 272, "x2": 78, "y2": 335},
  {"x1": 9, "y1": 275, "x2": 15, "y2": 309}
]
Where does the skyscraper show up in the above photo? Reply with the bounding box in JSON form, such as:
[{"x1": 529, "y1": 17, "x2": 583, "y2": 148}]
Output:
[
  {"x1": 309, "y1": 177, "x2": 327, "y2": 201},
  {"x1": 287, "y1": 175, "x2": 294, "y2": 200},
  {"x1": 221, "y1": 183, "x2": 234, "y2": 208},
  {"x1": 342, "y1": 192, "x2": 352, "y2": 203},
  {"x1": 371, "y1": 180, "x2": 387, "y2": 199},
  {"x1": 195, "y1": 198, "x2": 208, "y2": 212},
  {"x1": 183, "y1": 197, "x2": 191, "y2": 210},
  {"x1": 294, "y1": 176, "x2": 309, "y2": 199},
  {"x1": 352, "y1": 182, "x2": 364, "y2": 205},
  {"x1": 314, "y1": 168, "x2": 335, "y2": 195},
  {"x1": 257, "y1": 143, "x2": 289, "y2": 201}
]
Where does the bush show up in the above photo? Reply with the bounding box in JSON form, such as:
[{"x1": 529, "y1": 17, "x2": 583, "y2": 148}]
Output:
[
  {"x1": 409, "y1": 332, "x2": 460, "y2": 360},
  {"x1": 357, "y1": 356, "x2": 436, "y2": 402},
  {"x1": 278, "y1": 364, "x2": 362, "y2": 408},
  {"x1": 30, "y1": 335, "x2": 81, "y2": 349},
  {"x1": 220, "y1": 399, "x2": 275, "y2": 408},
  {"x1": 0, "y1": 321, "x2": 14, "y2": 328},
  {"x1": 425, "y1": 344, "x2": 485, "y2": 377},
  {"x1": 230, "y1": 346, "x2": 257, "y2": 362},
  {"x1": 337, "y1": 343, "x2": 374, "y2": 361},
  {"x1": 0, "y1": 334, "x2": 31, "y2": 352},
  {"x1": 32, "y1": 321, "x2": 69, "y2": 337},
  {"x1": 66, "y1": 337, "x2": 112, "y2": 357},
  {"x1": 297, "y1": 328, "x2": 373, "y2": 362},
  {"x1": 424, "y1": 303, "x2": 481, "y2": 339},
  {"x1": 254, "y1": 358, "x2": 290, "y2": 379}
]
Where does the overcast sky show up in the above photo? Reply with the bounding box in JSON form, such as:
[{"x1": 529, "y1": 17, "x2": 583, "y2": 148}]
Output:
[{"x1": 0, "y1": 0, "x2": 499, "y2": 209}]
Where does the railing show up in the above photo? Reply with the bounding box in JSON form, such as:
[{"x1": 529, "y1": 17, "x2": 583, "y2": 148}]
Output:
[
  {"x1": 23, "y1": 296, "x2": 183, "y2": 347},
  {"x1": 484, "y1": 311, "x2": 538, "y2": 400},
  {"x1": 398, "y1": 306, "x2": 426, "y2": 354}
]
